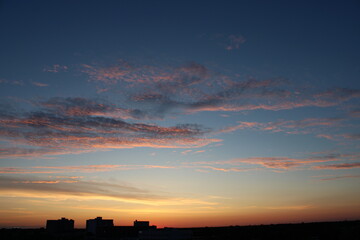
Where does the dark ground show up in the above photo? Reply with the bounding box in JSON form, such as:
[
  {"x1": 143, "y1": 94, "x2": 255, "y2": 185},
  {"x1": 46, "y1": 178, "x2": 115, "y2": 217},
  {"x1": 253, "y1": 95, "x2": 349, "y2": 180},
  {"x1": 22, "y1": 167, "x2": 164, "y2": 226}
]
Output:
[{"x1": 1, "y1": 220, "x2": 359, "y2": 240}]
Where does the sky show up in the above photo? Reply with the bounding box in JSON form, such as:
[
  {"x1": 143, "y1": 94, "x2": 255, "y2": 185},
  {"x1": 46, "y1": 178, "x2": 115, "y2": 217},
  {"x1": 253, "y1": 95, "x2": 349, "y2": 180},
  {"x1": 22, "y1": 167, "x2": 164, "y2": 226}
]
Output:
[{"x1": 0, "y1": 0, "x2": 360, "y2": 228}]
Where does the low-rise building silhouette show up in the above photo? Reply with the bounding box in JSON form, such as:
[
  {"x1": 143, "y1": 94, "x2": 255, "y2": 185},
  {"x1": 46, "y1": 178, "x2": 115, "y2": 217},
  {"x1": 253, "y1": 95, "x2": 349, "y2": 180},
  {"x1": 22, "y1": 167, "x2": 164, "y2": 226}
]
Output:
[
  {"x1": 134, "y1": 220, "x2": 150, "y2": 228},
  {"x1": 46, "y1": 217, "x2": 74, "y2": 233},
  {"x1": 86, "y1": 216, "x2": 114, "y2": 236}
]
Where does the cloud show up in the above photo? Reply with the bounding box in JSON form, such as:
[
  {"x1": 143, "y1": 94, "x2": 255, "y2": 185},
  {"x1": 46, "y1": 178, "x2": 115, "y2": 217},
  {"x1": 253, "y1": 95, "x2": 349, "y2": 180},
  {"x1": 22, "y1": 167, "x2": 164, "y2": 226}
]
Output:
[
  {"x1": 82, "y1": 61, "x2": 210, "y2": 87},
  {"x1": 313, "y1": 162, "x2": 360, "y2": 169},
  {"x1": 81, "y1": 61, "x2": 133, "y2": 84},
  {"x1": 188, "y1": 153, "x2": 353, "y2": 170},
  {"x1": 181, "y1": 150, "x2": 192, "y2": 155},
  {"x1": 199, "y1": 166, "x2": 249, "y2": 172},
  {"x1": 133, "y1": 84, "x2": 360, "y2": 117},
  {"x1": 216, "y1": 122, "x2": 259, "y2": 134},
  {"x1": 0, "y1": 98, "x2": 220, "y2": 158},
  {"x1": 216, "y1": 118, "x2": 343, "y2": 135},
  {"x1": 0, "y1": 175, "x2": 165, "y2": 204},
  {"x1": 349, "y1": 109, "x2": 360, "y2": 118},
  {"x1": 13, "y1": 180, "x2": 65, "y2": 184},
  {"x1": 0, "y1": 79, "x2": 24, "y2": 85},
  {"x1": 225, "y1": 35, "x2": 246, "y2": 50},
  {"x1": 230, "y1": 157, "x2": 333, "y2": 169},
  {"x1": 264, "y1": 205, "x2": 313, "y2": 210},
  {"x1": 132, "y1": 78, "x2": 290, "y2": 115},
  {"x1": 0, "y1": 164, "x2": 176, "y2": 174},
  {"x1": 314, "y1": 88, "x2": 360, "y2": 102},
  {"x1": 81, "y1": 60, "x2": 360, "y2": 117},
  {"x1": 39, "y1": 97, "x2": 148, "y2": 119},
  {"x1": 194, "y1": 150, "x2": 205, "y2": 154},
  {"x1": 317, "y1": 134, "x2": 336, "y2": 140},
  {"x1": 340, "y1": 133, "x2": 360, "y2": 140},
  {"x1": 313, "y1": 174, "x2": 360, "y2": 181},
  {"x1": 0, "y1": 175, "x2": 217, "y2": 206},
  {"x1": 43, "y1": 64, "x2": 68, "y2": 73},
  {"x1": 32, "y1": 82, "x2": 49, "y2": 87}
]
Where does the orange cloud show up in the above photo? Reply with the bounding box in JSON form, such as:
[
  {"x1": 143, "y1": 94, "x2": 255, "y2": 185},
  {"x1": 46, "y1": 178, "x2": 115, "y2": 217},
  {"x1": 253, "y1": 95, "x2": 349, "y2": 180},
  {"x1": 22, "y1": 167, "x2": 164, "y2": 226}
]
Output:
[
  {"x1": 13, "y1": 180, "x2": 61, "y2": 184},
  {"x1": 0, "y1": 164, "x2": 176, "y2": 174}
]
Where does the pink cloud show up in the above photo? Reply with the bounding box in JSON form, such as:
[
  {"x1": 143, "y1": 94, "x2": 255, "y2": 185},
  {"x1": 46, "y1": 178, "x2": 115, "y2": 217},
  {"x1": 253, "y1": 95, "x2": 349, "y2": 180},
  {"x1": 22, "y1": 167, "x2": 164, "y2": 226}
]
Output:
[
  {"x1": 313, "y1": 162, "x2": 360, "y2": 169},
  {"x1": 0, "y1": 164, "x2": 176, "y2": 174},
  {"x1": 0, "y1": 99, "x2": 221, "y2": 158},
  {"x1": 81, "y1": 62, "x2": 132, "y2": 84},
  {"x1": 216, "y1": 122, "x2": 259, "y2": 134},
  {"x1": 80, "y1": 61, "x2": 360, "y2": 118},
  {"x1": 317, "y1": 134, "x2": 336, "y2": 140}
]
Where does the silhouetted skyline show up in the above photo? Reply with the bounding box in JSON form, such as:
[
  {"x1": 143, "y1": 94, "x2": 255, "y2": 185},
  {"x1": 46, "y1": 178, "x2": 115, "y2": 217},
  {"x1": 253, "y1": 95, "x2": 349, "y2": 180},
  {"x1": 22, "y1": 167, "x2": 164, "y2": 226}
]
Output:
[{"x1": 2, "y1": 219, "x2": 359, "y2": 240}]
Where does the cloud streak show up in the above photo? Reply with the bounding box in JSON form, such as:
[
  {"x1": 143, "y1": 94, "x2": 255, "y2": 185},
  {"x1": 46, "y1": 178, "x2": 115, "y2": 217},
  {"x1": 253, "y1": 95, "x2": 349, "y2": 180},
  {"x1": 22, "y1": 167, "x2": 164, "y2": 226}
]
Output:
[
  {"x1": 216, "y1": 117, "x2": 343, "y2": 135},
  {"x1": 0, "y1": 175, "x2": 217, "y2": 206},
  {"x1": 313, "y1": 174, "x2": 360, "y2": 181},
  {"x1": 313, "y1": 162, "x2": 360, "y2": 169},
  {"x1": 0, "y1": 164, "x2": 176, "y2": 174},
  {"x1": 0, "y1": 98, "x2": 220, "y2": 158},
  {"x1": 226, "y1": 35, "x2": 246, "y2": 50},
  {"x1": 188, "y1": 153, "x2": 357, "y2": 170},
  {"x1": 43, "y1": 64, "x2": 68, "y2": 73},
  {"x1": 80, "y1": 61, "x2": 360, "y2": 118}
]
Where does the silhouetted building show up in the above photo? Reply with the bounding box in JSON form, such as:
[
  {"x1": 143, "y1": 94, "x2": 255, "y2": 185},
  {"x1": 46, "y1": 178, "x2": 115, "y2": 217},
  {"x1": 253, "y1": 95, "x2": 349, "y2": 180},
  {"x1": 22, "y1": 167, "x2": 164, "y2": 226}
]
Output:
[
  {"x1": 107, "y1": 220, "x2": 155, "y2": 238},
  {"x1": 86, "y1": 217, "x2": 114, "y2": 236},
  {"x1": 46, "y1": 217, "x2": 74, "y2": 233},
  {"x1": 134, "y1": 220, "x2": 150, "y2": 228}
]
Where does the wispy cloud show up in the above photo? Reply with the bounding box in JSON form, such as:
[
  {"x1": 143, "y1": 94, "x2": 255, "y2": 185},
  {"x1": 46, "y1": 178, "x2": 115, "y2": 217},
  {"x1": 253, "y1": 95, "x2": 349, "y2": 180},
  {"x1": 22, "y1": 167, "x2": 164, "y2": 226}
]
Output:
[
  {"x1": 0, "y1": 98, "x2": 220, "y2": 158},
  {"x1": 38, "y1": 97, "x2": 149, "y2": 119},
  {"x1": 216, "y1": 118, "x2": 343, "y2": 135},
  {"x1": 312, "y1": 162, "x2": 360, "y2": 169},
  {"x1": 0, "y1": 164, "x2": 175, "y2": 174},
  {"x1": 0, "y1": 175, "x2": 166, "y2": 204},
  {"x1": 317, "y1": 134, "x2": 336, "y2": 140},
  {"x1": 312, "y1": 174, "x2": 360, "y2": 181},
  {"x1": 340, "y1": 133, "x2": 360, "y2": 140},
  {"x1": 32, "y1": 82, "x2": 49, "y2": 87},
  {"x1": 225, "y1": 35, "x2": 246, "y2": 50},
  {"x1": 0, "y1": 175, "x2": 217, "y2": 206},
  {"x1": 82, "y1": 61, "x2": 210, "y2": 87},
  {"x1": 264, "y1": 205, "x2": 313, "y2": 210},
  {"x1": 81, "y1": 61, "x2": 132, "y2": 84},
  {"x1": 0, "y1": 79, "x2": 24, "y2": 85},
  {"x1": 80, "y1": 61, "x2": 360, "y2": 117},
  {"x1": 187, "y1": 153, "x2": 355, "y2": 170},
  {"x1": 43, "y1": 64, "x2": 68, "y2": 73}
]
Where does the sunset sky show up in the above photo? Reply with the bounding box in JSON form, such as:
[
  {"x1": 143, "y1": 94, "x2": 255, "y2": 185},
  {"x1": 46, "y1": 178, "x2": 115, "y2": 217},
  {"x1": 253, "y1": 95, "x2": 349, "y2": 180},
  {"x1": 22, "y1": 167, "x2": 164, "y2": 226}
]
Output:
[{"x1": 0, "y1": 0, "x2": 360, "y2": 228}]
